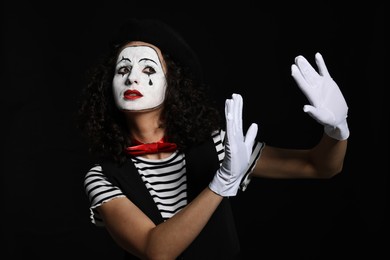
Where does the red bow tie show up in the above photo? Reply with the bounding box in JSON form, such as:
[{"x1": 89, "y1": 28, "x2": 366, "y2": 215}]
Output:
[{"x1": 125, "y1": 137, "x2": 177, "y2": 156}]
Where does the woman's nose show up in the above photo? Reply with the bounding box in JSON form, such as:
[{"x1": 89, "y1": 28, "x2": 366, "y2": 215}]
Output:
[
  {"x1": 125, "y1": 78, "x2": 138, "y2": 85},
  {"x1": 126, "y1": 69, "x2": 139, "y2": 85}
]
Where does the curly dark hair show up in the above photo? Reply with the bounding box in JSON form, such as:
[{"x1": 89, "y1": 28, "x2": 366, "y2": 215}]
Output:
[{"x1": 76, "y1": 44, "x2": 223, "y2": 165}]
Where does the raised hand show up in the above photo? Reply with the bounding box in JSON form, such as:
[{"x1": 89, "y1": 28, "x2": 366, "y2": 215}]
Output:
[
  {"x1": 291, "y1": 52, "x2": 350, "y2": 140},
  {"x1": 209, "y1": 93, "x2": 258, "y2": 197}
]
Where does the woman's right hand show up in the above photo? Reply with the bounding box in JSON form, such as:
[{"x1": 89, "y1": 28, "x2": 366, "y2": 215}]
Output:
[{"x1": 209, "y1": 93, "x2": 258, "y2": 197}]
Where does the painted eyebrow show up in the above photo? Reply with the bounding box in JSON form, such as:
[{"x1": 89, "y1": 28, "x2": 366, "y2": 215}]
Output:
[
  {"x1": 117, "y1": 57, "x2": 131, "y2": 64},
  {"x1": 116, "y1": 57, "x2": 157, "y2": 66},
  {"x1": 139, "y1": 58, "x2": 157, "y2": 65}
]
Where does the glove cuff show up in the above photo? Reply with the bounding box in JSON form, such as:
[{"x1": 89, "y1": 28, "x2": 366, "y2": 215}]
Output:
[
  {"x1": 324, "y1": 120, "x2": 350, "y2": 140},
  {"x1": 209, "y1": 170, "x2": 239, "y2": 197}
]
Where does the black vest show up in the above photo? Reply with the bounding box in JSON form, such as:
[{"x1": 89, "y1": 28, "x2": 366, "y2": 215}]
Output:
[{"x1": 101, "y1": 137, "x2": 241, "y2": 260}]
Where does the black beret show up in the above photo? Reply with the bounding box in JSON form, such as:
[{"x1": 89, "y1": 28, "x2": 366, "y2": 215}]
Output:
[{"x1": 111, "y1": 18, "x2": 203, "y2": 83}]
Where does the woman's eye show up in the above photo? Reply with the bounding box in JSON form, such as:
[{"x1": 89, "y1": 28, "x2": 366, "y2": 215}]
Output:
[
  {"x1": 143, "y1": 66, "x2": 156, "y2": 75},
  {"x1": 118, "y1": 67, "x2": 130, "y2": 75}
]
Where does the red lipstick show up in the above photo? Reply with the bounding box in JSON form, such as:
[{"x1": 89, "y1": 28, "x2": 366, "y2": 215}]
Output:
[{"x1": 124, "y1": 89, "x2": 143, "y2": 100}]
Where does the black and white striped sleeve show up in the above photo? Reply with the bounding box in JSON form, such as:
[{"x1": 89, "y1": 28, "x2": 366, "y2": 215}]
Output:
[
  {"x1": 239, "y1": 141, "x2": 264, "y2": 191},
  {"x1": 83, "y1": 164, "x2": 125, "y2": 226}
]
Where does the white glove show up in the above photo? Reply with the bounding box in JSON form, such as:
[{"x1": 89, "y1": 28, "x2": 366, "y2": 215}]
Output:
[
  {"x1": 291, "y1": 52, "x2": 350, "y2": 140},
  {"x1": 209, "y1": 93, "x2": 258, "y2": 197}
]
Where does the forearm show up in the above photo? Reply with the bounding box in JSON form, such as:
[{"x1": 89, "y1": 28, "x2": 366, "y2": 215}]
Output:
[
  {"x1": 145, "y1": 187, "x2": 223, "y2": 259},
  {"x1": 310, "y1": 133, "x2": 348, "y2": 178},
  {"x1": 251, "y1": 133, "x2": 348, "y2": 179}
]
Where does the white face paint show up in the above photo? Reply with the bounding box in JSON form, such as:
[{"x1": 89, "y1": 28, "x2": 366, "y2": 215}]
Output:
[{"x1": 113, "y1": 45, "x2": 167, "y2": 111}]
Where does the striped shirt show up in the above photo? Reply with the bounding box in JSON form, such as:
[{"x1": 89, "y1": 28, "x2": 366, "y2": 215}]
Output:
[{"x1": 84, "y1": 129, "x2": 264, "y2": 226}]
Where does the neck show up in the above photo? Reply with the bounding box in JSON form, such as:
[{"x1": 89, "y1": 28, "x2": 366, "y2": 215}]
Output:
[{"x1": 123, "y1": 108, "x2": 165, "y2": 143}]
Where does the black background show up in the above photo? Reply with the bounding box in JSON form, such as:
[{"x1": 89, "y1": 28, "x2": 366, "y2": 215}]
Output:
[{"x1": 2, "y1": 2, "x2": 386, "y2": 259}]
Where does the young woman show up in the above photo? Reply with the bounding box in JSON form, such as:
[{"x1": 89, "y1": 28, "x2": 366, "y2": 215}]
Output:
[{"x1": 78, "y1": 18, "x2": 349, "y2": 259}]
